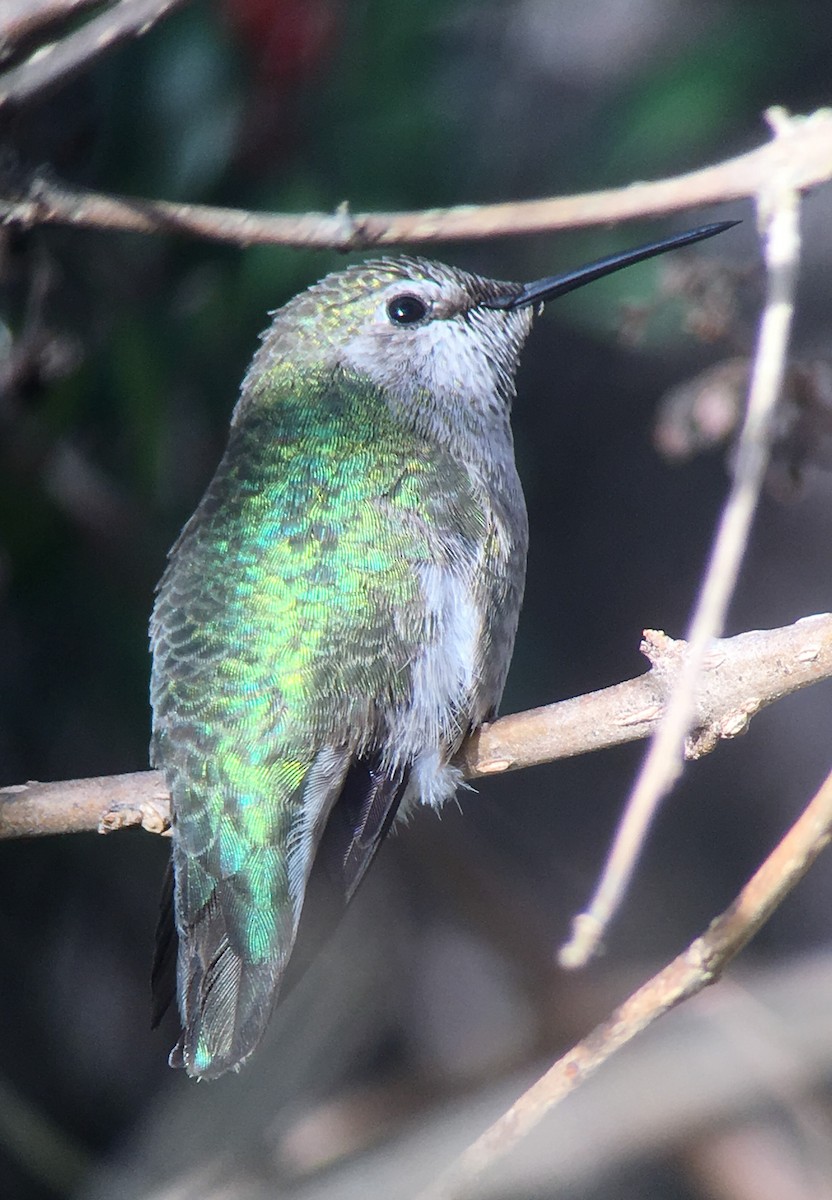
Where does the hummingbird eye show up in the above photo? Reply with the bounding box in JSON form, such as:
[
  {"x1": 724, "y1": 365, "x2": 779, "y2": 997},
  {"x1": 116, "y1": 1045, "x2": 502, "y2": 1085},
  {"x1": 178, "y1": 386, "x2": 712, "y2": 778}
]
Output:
[{"x1": 386, "y1": 294, "x2": 429, "y2": 325}]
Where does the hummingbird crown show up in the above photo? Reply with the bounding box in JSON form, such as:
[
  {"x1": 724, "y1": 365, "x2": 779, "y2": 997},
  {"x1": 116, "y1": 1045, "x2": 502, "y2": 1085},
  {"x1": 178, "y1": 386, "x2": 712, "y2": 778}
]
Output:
[{"x1": 238, "y1": 257, "x2": 534, "y2": 467}]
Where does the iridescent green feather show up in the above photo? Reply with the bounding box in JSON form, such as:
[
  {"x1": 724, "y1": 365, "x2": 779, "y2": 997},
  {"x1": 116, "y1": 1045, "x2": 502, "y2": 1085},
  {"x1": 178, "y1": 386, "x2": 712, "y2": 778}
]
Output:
[{"x1": 150, "y1": 364, "x2": 488, "y2": 1077}]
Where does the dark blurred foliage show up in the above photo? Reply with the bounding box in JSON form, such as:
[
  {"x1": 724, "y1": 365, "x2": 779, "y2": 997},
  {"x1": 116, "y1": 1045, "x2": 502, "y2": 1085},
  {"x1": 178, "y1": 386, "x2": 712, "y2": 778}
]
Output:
[{"x1": 2, "y1": 2, "x2": 832, "y2": 1198}]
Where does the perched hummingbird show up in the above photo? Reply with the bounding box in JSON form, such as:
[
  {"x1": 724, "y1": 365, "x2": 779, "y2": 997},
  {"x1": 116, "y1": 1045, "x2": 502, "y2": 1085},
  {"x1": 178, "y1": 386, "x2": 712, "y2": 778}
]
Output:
[{"x1": 150, "y1": 221, "x2": 736, "y2": 1079}]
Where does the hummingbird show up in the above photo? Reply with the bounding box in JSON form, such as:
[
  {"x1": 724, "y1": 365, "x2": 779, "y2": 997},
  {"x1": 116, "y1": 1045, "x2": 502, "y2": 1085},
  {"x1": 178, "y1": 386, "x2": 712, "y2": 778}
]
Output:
[{"x1": 149, "y1": 220, "x2": 736, "y2": 1079}]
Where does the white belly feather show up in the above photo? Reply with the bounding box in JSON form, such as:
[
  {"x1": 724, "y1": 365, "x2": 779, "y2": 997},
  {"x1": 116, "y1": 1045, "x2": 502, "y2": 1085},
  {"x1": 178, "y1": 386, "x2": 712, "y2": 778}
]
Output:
[{"x1": 385, "y1": 557, "x2": 484, "y2": 811}]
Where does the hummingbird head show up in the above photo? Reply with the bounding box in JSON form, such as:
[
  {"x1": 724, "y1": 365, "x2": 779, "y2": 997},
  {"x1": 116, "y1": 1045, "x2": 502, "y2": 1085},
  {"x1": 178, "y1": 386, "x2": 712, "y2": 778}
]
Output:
[
  {"x1": 246, "y1": 256, "x2": 536, "y2": 451},
  {"x1": 243, "y1": 221, "x2": 738, "y2": 458}
]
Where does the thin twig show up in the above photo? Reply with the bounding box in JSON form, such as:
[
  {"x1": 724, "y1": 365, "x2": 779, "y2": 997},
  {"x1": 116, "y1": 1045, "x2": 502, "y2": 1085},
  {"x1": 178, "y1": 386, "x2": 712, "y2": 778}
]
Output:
[
  {"x1": 560, "y1": 108, "x2": 805, "y2": 969},
  {"x1": 1, "y1": 613, "x2": 830, "y2": 839},
  {"x1": 0, "y1": 1, "x2": 105, "y2": 65},
  {"x1": 0, "y1": 0, "x2": 192, "y2": 111},
  {"x1": 2, "y1": 108, "x2": 832, "y2": 246},
  {"x1": 417, "y1": 763, "x2": 832, "y2": 1200}
]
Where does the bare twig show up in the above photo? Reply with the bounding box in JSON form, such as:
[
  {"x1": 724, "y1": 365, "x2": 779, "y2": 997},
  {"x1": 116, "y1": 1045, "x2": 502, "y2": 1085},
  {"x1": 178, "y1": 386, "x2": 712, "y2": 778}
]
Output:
[
  {"x1": 0, "y1": 770, "x2": 171, "y2": 837},
  {"x1": 2, "y1": 613, "x2": 830, "y2": 839},
  {"x1": 418, "y1": 764, "x2": 832, "y2": 1200},
  {"x1": 0, "y1": 0, "x2": 192, "y2": 111},
  {"x1": 0, "y1": 1, "x2": 105, "y2": 65},
  {"x1": 560, "y1": 108, "x2": 805, "y2": 969},
  {"x1": 2, "y1": 108, "x2": 831, "y2": 246},
  {"x1": 71, "y1": 952, "x2": 832, "y2": 1198}
]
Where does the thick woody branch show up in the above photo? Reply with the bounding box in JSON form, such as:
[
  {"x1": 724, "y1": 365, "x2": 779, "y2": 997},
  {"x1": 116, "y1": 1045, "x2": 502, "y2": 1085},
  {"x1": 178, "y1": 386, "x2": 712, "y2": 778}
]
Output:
[
  {"x1": 1, "y1": 613, "x2": 830, "y2": 840},
  {"x1": 2, "y1": 107, "x2": 831, "y2": 247}
]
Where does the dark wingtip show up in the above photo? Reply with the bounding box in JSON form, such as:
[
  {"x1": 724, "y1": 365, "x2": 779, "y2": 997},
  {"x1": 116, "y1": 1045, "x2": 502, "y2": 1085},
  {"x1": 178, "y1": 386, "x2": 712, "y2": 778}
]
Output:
[{"x1": 150, "y1": 860, "x2": 177, "y2": 1029}]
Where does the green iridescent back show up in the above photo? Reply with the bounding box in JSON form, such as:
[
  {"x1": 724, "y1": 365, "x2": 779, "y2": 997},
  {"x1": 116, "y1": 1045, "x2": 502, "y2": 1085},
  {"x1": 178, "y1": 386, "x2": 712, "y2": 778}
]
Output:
[{"x1": 150, "y1": 363, "x2": 494, "y2": 1078}]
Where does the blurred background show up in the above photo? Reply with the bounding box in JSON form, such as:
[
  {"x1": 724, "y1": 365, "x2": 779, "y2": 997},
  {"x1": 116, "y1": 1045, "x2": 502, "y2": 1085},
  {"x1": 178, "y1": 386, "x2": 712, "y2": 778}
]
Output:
[{"x1": 2, "y1": 1, "x2": 832, "y2": 1197}]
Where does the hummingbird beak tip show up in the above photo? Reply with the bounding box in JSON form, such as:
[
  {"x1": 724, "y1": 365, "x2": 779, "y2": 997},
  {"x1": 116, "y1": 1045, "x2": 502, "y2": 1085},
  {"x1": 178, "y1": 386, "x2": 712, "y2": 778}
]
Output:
[{"x1": 484, "y1": 219, "x2": 741, "y2": 312}]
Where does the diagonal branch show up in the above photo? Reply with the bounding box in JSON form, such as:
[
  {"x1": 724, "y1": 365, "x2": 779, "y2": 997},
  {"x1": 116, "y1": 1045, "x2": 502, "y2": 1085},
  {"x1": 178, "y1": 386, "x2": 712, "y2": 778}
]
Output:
[
  {"x1": 0, "y1": 0, "x2": 193, "y2": 111},
  {"x1": 1, "y1": 613, "x2": 831, "y2": 839},
  {"x1": 2, "y1": 107, "x2": 831, "y2": 247},
  {"x1": 0, "y1": 1, "x2": 105, "y2": 66},
  {"x1": 417, "y1": 761, "x2": 832, "y2": 1199}
]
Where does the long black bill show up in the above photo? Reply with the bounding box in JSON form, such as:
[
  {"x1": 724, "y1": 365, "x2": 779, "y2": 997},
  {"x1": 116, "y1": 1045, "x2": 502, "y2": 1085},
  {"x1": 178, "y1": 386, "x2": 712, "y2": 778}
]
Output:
[{"x1": 485, "y1": 220, "x2": 740, "y2": 311}]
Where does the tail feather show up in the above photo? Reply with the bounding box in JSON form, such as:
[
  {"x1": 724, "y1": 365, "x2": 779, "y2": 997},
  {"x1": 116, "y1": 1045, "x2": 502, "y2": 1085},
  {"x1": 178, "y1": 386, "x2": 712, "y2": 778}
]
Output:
[
  {"x1": 156, "y1": 751, "x2": 410, "y2": 1079},
  {"x1": 171, "y1": 912, "x2": 284, "y2": 1079}
]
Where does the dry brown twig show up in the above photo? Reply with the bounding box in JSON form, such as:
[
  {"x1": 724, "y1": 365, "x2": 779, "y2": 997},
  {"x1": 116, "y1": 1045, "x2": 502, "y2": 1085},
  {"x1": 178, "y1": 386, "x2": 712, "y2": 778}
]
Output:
[
  {"x1": 417, "y1": 763, "x2": 832, "y2": 1200},
  {"x1": 0, "y1": 0, "x2": 192, "y2": 110},
  {"x1": 0, "y1": 106, "x2": 830, "y2": 246},
  {"x1": 0, "y1": 1, "x2": 106, "y2": 66},
  {"x1": 1, "y1": 612, "x2": 831, "y2": 839}
]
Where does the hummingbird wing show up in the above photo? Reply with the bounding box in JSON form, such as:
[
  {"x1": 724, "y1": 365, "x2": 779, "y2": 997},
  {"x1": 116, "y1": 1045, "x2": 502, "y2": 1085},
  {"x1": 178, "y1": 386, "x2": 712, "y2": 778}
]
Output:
[
  {"x1": 150, "y1": 372, "x2": 495, "y2": 1079},
  {"x1": 316, "y1": 753, "x2": 409, "y2": 902}
]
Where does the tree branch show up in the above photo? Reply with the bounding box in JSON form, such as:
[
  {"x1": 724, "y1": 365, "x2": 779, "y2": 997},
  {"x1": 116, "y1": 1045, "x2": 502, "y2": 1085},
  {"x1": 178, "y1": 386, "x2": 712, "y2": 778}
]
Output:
[
  {"x1": 0, "y1": 1, "x2": 105, "y2": 66},
  {"x1": 418, "y1": 762, "x2": 832, "y2": 1199},
  {"x1": 2, "y1": 613, "x2": 830, "y2": 840},
  {"x1": 560, "y1": 107, "x2": 804, "y2": 969},
  {"x1": 0, "y1": 0, "x2": 192, "y2": 111},
  {"x1": 2, "y1": 107, "x2": 831, "y2": 247}
]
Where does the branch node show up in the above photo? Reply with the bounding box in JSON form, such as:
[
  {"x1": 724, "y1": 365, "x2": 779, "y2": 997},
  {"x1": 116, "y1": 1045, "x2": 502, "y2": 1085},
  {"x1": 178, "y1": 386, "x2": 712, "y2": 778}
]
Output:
[
  {"x1": 558, "y1": 911, "x2": 604, "y2": 969},
  {"x1": 476, "y1": 758, "x2": 512, "y2": 775},
  {"x1": 98, "y1": 795, "x2": 171, "y2": 836},
  {"x1": 684, "y1": 727, "x2": 719, "y2": 759},
  {"x1": 640, "y1": 629, "x2": 684, "y2": 673}
]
